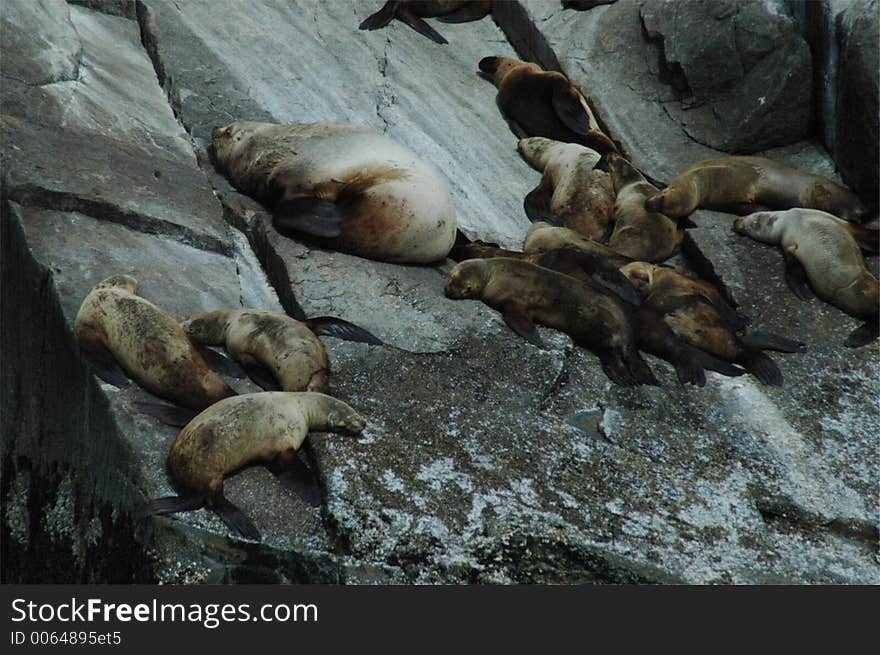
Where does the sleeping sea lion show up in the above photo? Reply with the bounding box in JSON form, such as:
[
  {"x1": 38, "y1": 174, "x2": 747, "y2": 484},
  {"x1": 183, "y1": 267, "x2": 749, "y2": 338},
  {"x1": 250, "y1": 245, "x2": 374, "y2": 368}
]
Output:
[
  {"x1": 359, "y1": 1, "x2": 491, "y2": 44},
  {"x1": 645, "y1": 156, "x2": 871, "y2": 222},
  {"x1": 445, "y1": 257, "x2": 659, "y2": 386},
  {"x1": 478, "y1": 56, "x2": 618, "y2": 154},
  {"x1": 523, "y1": 221, "x2": 632, "y2": 267},
  {"x1": 517, "y1": 136, "x2": 615, "y2": 240},
  {"x1": 74, "y1": 275, "x2": 236, "y2": 409},
  {"x1": 733, "y1": 208, "x2": 879, "y2": 347},
  {"x1": 141, "y1": 392, "x2": 365, "y2": 540},
  {"x1": 212, "y1": 121, "x2": 457, "y2": 264}
]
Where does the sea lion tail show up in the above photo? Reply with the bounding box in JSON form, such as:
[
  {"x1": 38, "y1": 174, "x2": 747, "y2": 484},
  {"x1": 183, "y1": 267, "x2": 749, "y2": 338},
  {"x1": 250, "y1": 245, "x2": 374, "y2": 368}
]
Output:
[
  {"x1": 359, "y1": 1, "x2": 398, "y2": 30},
  {"x1": 738, "y1": 348, "x2": 783, "y2": 387},
  {"x1": 739, "y1": 331, "x2": 807, "y2": 354}
]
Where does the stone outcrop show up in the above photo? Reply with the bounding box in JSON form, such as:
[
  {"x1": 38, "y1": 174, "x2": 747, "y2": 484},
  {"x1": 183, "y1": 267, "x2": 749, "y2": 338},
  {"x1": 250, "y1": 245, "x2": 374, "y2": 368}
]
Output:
[{"x1": 2, "y1": 0, "x2": 878, "y2": 584}]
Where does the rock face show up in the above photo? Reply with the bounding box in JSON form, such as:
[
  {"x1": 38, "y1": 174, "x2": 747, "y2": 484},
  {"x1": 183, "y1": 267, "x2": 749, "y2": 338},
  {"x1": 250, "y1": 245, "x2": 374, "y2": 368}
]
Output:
[{"x1": 2, "y1": 0, "x2": 879, "y2": 584}]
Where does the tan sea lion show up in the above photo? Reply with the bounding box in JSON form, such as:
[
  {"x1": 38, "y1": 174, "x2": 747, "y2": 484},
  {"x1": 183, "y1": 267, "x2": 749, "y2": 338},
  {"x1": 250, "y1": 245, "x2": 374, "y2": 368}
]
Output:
[
  {"x1": 607, "y1": 153, "x2": 686, "y2": 262},
  {"x1": 523, "y1": 221, "x2": 632, "y2": 267},
  {"x1": 212, "y1": 121, "x2": 457, "y2": 264},
  {"x1": 359, "y1": 1, "x2": 491, "y2": 44},
  {"x1": 517, "y1": 137, "x2": 615, "y2": 240},
  {"x1": 645, "y1": 156, "x2": 871, "y2": 222},
  {"x1": 621, "y1": 262, "x2": 807, "y2": 386},
  {"x1": 141, "y1": 392, "x2": 365, "y2": 540},
  {"x1": 445, "y1": 257, "x2": 659, "y2": 386},
  {"x1": 478, "y1": 56, "x2": 618, "y2": 154},
  {"x1": 181, "y1": 309, "x2": 381, "y2": 393},
  {"x1": 74, "y1": 275, "x2": 236, "y2": 409},
  {"x1": 734, "y1": 208, "x2": 879, "y2": 347}
]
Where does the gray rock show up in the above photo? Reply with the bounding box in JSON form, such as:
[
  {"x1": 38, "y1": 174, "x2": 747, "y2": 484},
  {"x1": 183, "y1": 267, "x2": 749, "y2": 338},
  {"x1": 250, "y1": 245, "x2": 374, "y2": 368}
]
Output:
[{"x1": 0, "y1": 0, "x2": 81, "y2": 86}]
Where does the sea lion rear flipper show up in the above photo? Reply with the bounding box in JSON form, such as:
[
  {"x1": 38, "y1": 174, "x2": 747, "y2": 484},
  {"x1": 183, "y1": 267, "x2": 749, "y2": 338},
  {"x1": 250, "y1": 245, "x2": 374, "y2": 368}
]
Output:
[
  {"x1": 551, "y1": 80, "x2": 591, "y2": 135},
  {"x1": 397, "y1": 10, "x2": 448, "y2": 44},
  {"x1": 845, "y1": 224, "x2": 880, "y2": 254},
  {"x1": 79, "y1": 339, "x2": 130, "y2": 388},
  {"x1": 782, "y1": 248, "x2": 815, "y2": 301},
  {"x1": 600, "y1": 352, "x2": 659, "y2": 387},
  {"x1": 213, "y1": 493, "x2": 261, "y2": 541},
  {"x1": 692, "y1": 350, "x2": 745, "y2": 378},
  {"x1": 740, "y1": 331, "x2": 807, "y2": 353},
  {"x1": 436, "y1": 4, "x2": 490, "y2": 22},
  {"x1": 135, "y1": 401, "x2": 198, "y2": 428},
  {"x1": 739, "y1": 348, "x2": 783, "y2": 387},
  {"x1": 523, "y1": 175, "x2": 559, "y2": 224},
  {"x1": 844, "y1": 321, "x2": 879, "y2": 348},
  {"x1": 359, "y1": 1, "x2": 399, "y2": 30},
  {"x1": 273, "y1": 196, "x2": 342, "y2": 239},
  {"x1": 668, "y1": 344, "x2": 706, "y2": 387},
  {"x1": 139, "y1": 495, "x2": 205, "y2": 519},
  {"x1": 712, "y1": 296, "x2": 751, "y2": 331},
  {"x1": 305, "y1": 316, "x2": 384, "y2": 345},
  {"x1": 241, "y1": 362, "x2": 282, "y2": 392},
  {"x1": 197, "y1": 346, "x2": 246, "y2": 378},
  {"x1": 502, "y1": 305, "x2": 544, "y2": 348}
]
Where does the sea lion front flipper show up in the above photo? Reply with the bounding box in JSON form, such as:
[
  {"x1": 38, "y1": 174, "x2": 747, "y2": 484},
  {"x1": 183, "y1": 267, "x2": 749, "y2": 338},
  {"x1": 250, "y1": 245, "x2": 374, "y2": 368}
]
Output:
[
  {"x1": 79, "y1": 338, "x2": 130, "y2": 388},
  {"x1": 241, "y1": 362, "x2": 282, "y2": 392},
  {"x1": 197, "y1": 346, "x2": 246, "y2": 378},
  {"x1": 305, "y1": 316, "x2": 384, "y2": 345},
  {"x1": 135, "y1": 402, "x2": 199, "y2": 427},
  {"x1": 782, "y1": 248, "x2": 814, "y2": 301},
  {"x1": 273, "y1": 196, "x2": 343, "y2": 239},
  {"x1": 844, "y1": 321, "x2": 879, "y2": 348},
  {"x1": 436, "y1": 4, "x2": 490, "y2": 22},
  {"x1": 359, "y1": 1, "x2": 399, "y2": 30},
  {"x1": 590, "y1": 270, "x2": 641, "y2": 306},
  {"x1": 139, "y1": 495, "x2": 206, "y2": 519},
  {"x1": 396, "y1": 10, "x2": 448, "y2": 44},
  {"x1": 738, "y1": 348, "x2": 784, "y2": 387},
  {"x1": 740, "y1": 331, "x2": 807, "y2": 354},
  {"x1": 212, "y1": 493, "x2": 261, "y2": 541},
  {"x1": 523, "y1": 175, "x2": 559, "y2": 224},
  {"x1": 502, "y1": 305, "x2": 544, "y2": 348},
  {"x1": 551, "y1": 80, "x2": 591, "y2": 135}
]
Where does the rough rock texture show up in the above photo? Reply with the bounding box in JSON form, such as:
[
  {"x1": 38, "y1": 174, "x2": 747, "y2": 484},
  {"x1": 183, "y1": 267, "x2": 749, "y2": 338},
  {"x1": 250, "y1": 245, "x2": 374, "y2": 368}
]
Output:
[{"x1": 2, "y1": 0, "x2": 878, "y2": 584}]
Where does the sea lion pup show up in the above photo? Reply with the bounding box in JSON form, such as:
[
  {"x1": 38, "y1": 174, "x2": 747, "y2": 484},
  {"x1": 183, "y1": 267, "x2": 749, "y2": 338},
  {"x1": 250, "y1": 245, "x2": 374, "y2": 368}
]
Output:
[
  {"x1": 645, "y1": 156, "x2": 871, "y2": 223},
  {"x1": 517, "y1": 137, "x2": 615, "y2": 240},
  {"x1": 212, "y1": 121, "x2": 456, "y2": 264},
  {"x1": 142, "y1": 392, "x2": 365, "y2": 540},
  {"x1": 181, "y1": 309, "x2": 382, "y2": 393},
  {"x1": 621, "y1": 262, "x2": 807, "y2": 387},
  {"x1": 523, "y1": 221, "x2": 632, "y2": 268},
  {"x1": 606, "y1": 153, "x2": 687, "y2": 262},
  {"x1": 734, "y1": 209, "x2": 880, "y2": 347},
  {"x1": 74, "y1": 275, "x2": 236, "y2": 409},
  {"x1": 445, "y1": 258, "x2": 659, "y2": 386},
  {"x1": 359, "y1": 1, "x2": 491, "y2": 44},
  {"x1": 478, "y1": 56, "x2": 619, "y2": 155}
]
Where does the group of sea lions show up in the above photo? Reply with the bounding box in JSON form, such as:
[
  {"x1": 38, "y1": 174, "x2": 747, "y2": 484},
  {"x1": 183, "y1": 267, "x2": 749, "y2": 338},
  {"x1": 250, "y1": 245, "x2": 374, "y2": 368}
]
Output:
[{"x1": 72, "y1": 2, "x2": 876, "y2": 541}]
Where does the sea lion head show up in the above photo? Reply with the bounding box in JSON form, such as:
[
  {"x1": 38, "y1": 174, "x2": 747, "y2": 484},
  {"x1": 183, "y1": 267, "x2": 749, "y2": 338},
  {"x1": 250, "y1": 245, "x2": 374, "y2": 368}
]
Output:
[
  {"x1": 478, "y1": 56, "x2": 523, "y2": 85},
  {"x1": 733, "y1": 211, "x2": 784, "y2": 244},
  {"x1": 180, "y1": 310, "x2": 233, "y2": 344},
  {"x1": 619, "y1": 262, "x2": 657, "y2": 295},
  {"x1": 517, "y1": 137, "x2": 558, "y2": 169},
  {"x1": 211, "y1": 122, "x2": 259, "y2": 168},
  {"x1": 606, "y1": 153, "x2": 644, "y2": 192},
  {"x1": 445, "y1": 259, "x2": 489, "y2": 299},
  {"x1": 94, "y1": 274, "x2": 139, "y2": 294},
  {"x1": 324, "y1": 404, "x2": 366, "y2": 435}
]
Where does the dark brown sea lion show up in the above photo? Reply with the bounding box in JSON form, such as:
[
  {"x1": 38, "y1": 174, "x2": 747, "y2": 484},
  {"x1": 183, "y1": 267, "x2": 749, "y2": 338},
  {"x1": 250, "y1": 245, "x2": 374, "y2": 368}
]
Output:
[
  {"x1": 212, "y1": 122, "x2": 456, "y2": 264},
  {"x1": 517, "y1": 136, "x2": 615, "y2": 240},
  {"x1": 478, "y1": 56, "x2": 619, "y2": 154},
  {"x1": 181, "y1": 309, "x2": 382, "y2": 394},
  {"x1": 621, "y1": 262, "x2": 807, "y2": 386},
  {"x1": 645, "y1": 156, "x2": 871, "y2": 223},
  {"x1": 359, "y1": 1, "x2": 491, "y2": 44},
  {"x1": 445, "y1": 257, "x2": 659, "y2": 386},
  {"x1": 607, "y1": 153, "x2": 687, "y2": 262},
  {"x1": 141, "y1": 392, "x2": 365, "y2": 540},
  {"x1": 734, "y1": 208, "x2": 879, "y2": 347},
  {"x1": 74, "y1": 275, "x2": 236, "y2": 409}
]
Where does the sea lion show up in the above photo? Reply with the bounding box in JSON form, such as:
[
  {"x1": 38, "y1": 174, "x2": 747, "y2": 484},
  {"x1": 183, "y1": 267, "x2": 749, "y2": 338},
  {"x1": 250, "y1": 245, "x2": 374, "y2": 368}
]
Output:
[
  {"x1": 517, "y1": 137, "x2": 615, "y2": 240},
  {"x1": 212, "y1": 121, "x2": 457, "y2": 264},
  {"x1": 445, "y1": 257, "x2": 659, "y2": 386},
  {"x1": 733, "y1": 208, "x2": 879, "y2": 347},
  {"x1": 523, "y1": 221, "x2": 632, "y2": 267},
  {"x1": 74, "y1": 275, "x2": 236, "y2": 409},
  {"x1": 478, "y1": 56, "x2": 618, "y2": 154},
  {"x1": 141, "y1": 392, "x2": 365, "y2": 540},
  {"x1": 607, "y1": 153, "x2": 686, "y2": 262},
  {"x1": 180, "y1": 309, "x2": 382, "y2": 393},
  {"x1": 359, "y1": 1, "x2": 491, "y2": 44},
  {"x1": 621, "y1": 262, "x2": 807, "y2": 386},
  {"x1": 645, "y1": 156, "x2": 871, "y2": 223}
]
